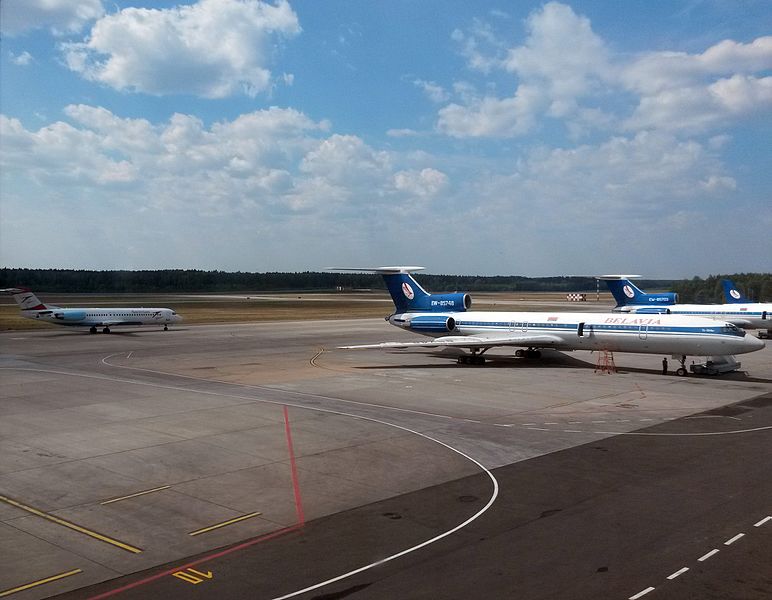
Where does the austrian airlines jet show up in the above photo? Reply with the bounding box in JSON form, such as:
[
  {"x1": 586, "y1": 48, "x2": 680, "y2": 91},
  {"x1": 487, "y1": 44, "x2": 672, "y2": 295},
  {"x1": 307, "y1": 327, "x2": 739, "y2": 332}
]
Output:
[
  {"x1": 2, "y1": 288, "x2": 182, "y2": 334},
  {"x1": 599, "y1": 276, "x2": 771, "y2": 331},
  {"x1": 334, "y1": 268, "x2": 764, "y2": 376}
]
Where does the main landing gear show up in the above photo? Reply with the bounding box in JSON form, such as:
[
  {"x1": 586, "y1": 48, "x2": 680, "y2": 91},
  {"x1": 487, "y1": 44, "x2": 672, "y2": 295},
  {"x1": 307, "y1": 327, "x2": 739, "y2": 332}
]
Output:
[
  {"x1": 89, "y1": 326, "x2": 97, "y2": 334},
  {"x1": 102, "y1": 326, "x2": 111, "y2": 334},
  {"x1": 675, "y1": 355, "x2": 687, "y2": 377},
  {"x1": 457, "y1": 349, "x2": 488, "y2": 366},
  {"x1": 515, "y1": 348, "x2": 542, "y2": 359},
  {"x1": 164, "y1": 325, "x2": 169, "y2": 331}
]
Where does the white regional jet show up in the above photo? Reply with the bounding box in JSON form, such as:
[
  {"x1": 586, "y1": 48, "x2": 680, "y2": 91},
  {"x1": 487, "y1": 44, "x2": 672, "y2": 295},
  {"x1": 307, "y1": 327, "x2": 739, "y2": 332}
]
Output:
[
  {"x1": 599, "y1": 276, "x2": 771, "y2": 331},
  {"x1": 2, "y1": 288, "x2": 182, "y2": 334},
  {"x1": 335, "y1": 267, "x2": 764, "y2": 376}
]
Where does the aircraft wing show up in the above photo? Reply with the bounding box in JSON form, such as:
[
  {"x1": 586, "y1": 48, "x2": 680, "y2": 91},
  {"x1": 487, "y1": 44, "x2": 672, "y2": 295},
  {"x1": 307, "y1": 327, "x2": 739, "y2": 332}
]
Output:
[
  {"x1": 98, "y1": 319, "x2": 145, "y2": 326},
  {"x1": 339, "y1": 333, "x2": 566, "y2": 350}
]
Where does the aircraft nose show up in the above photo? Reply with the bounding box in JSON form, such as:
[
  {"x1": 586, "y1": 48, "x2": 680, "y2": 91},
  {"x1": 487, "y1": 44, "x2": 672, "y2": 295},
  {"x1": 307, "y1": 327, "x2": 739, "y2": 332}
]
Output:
[{"x1": 749, "y1": 335, "x2": 765, "y2": 350}]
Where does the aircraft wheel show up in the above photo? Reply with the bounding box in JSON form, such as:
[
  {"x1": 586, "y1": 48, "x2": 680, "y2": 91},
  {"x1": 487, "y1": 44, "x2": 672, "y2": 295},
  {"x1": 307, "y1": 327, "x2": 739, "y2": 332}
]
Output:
[
  {"x1": 164, "y1": 325, "x2": 168, "y2": 331},
  {"x1": 472, "y1": 355, "x2": 486, "y2": 366},
  {"x1": 89, "y1": 327, "x2": 97, "y2": 334},
  {"x1": 532, "y1": 350, "x2": 542, "y2": 359},
  {"x1": 676, "y1": 367, "x2": 687, "y2": 377},
  {"x1": 515, "y1": 349, "x2": 525, "y2": 358},
  {"x1": 457, "y1": 355, "x2": 468, "y2": 365},
  {"x1": 102, "y1": 327, "x2": 111, "y2": 334}
]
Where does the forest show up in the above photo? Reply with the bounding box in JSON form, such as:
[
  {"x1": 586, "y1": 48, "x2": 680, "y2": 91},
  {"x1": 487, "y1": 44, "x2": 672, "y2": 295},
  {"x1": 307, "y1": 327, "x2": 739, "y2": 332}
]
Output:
[{"x1": 1, "y1": 268, "x2": 769, "y2": 303}]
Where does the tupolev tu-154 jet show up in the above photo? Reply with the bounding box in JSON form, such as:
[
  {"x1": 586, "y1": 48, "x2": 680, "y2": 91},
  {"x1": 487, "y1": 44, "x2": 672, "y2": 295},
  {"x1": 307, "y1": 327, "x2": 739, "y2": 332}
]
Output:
[
  {"x1": 598, "y1": 276, "x2": 771, "y2": 331},
  {"x1": 2, "y1": 288, "x2": 182, "y2": 334},
  {"x1": 333, "y1": 267, "x2": 764, "y2": 376}
]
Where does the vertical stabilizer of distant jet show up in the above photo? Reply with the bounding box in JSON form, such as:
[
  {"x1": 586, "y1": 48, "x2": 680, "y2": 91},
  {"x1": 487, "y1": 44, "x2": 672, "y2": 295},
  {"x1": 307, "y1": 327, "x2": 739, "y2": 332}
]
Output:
[
  {"x1": 597, "y1": 276, "x2": 678, "y2": 308},
  {"x1": 721, "y1": 279, "x2": 750, "y2": 304},
  {"x1": 2, "y1": 287, "x2": 51, "y2": 311}
]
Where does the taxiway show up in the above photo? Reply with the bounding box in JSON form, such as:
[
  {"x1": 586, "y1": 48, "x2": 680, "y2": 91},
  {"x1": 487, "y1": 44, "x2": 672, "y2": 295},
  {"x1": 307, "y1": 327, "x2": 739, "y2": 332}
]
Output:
[{"x1": 0, "y1": 319, "x2": 769, "y2": 599}]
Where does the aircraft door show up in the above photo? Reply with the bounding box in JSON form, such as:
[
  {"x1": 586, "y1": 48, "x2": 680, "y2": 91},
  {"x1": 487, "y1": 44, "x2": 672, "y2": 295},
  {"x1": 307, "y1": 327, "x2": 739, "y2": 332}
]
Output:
[{"x1": 639, "y1": 324, "x2": 648, "y2": 340}]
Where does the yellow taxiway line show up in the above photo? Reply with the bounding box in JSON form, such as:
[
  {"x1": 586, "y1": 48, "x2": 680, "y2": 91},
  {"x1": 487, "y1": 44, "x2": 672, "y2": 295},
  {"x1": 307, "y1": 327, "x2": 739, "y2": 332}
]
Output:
[
  {"x1": 0, "y1": 569, "x2": 82, "y2": 597},
  {"x1": 101, "y1": 485, "x2": 171, "y2": 505},
  {"x1": 189, "y1": 512, "x2": 262, "y2": 536},
  {"x1": 0, "y1": 494, "x2": 142, "y2": 554}
]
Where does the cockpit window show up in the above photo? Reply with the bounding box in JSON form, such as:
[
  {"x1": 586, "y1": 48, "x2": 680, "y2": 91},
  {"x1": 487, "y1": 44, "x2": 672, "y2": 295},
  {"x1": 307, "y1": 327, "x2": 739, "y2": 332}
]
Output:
[{"x1": 723, "y1": 324, "x2": 745, "y2": 337}]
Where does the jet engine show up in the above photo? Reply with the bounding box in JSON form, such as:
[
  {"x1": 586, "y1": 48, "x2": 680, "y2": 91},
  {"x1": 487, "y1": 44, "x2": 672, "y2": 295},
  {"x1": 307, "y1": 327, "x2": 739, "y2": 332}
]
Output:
[{"x1": 408, "y1": 315, "x2": 457, "y2": 333}]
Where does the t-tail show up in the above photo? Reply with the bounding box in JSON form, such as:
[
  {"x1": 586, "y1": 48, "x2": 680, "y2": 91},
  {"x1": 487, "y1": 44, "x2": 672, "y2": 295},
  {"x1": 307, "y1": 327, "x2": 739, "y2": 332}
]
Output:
[
  {"x1": 330, "y1": 267, "x2": 471, "y2": 313},
  {"x1": 597, "y1": 276, "x2": 677, "y2": 309},
  {"x1": 0, "y1": 288, "x2": 55, "y2": 311},
  {"x1": 721, "y1": 279, "x2": 750, "y2": 304}
]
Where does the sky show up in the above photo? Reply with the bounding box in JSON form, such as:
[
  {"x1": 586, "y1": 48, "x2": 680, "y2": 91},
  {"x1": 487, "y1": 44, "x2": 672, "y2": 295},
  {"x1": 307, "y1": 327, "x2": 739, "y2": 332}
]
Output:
[{"x1": 1, "y1": 0, "x2": 770, "y2": 277}]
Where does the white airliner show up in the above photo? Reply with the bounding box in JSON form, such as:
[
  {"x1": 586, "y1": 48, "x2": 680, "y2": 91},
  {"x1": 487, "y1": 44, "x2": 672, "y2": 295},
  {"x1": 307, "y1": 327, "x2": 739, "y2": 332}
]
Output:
[
  {"x1": 599, "y1": 276, "x2": 771, "y2": 331},
  {"x1": 2, "y1": 288, "x2": 182, "y2": 334},
  {"x1": 334, "y1": 267, "x2": 764, "y2": 376}
]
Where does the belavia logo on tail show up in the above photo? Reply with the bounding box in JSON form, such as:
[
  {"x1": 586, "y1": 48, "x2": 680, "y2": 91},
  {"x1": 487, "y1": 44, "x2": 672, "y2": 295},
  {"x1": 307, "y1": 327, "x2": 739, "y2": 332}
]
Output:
[{"x1": 402, "y1": 282, "x2": 415, "y2": 299}]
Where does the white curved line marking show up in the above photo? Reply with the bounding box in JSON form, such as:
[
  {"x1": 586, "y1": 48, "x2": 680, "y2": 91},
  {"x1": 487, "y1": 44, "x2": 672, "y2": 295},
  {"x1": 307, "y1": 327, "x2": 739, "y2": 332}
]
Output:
[{"x1": 1, "y1": 365, "x2": 498, "y2": 600}]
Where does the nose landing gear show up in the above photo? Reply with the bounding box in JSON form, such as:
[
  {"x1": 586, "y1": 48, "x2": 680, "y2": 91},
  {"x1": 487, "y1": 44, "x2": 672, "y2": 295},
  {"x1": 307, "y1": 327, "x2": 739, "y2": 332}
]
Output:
[{"x1": 675, "y1": 355, "x2": 687, "y2": 377}]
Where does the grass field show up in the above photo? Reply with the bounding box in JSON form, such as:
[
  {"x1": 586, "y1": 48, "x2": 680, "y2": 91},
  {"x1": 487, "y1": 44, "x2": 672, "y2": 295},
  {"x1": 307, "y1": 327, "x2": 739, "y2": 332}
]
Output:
[{"x1": 0, "y1": 291, "x2": 614, "y2": 331}]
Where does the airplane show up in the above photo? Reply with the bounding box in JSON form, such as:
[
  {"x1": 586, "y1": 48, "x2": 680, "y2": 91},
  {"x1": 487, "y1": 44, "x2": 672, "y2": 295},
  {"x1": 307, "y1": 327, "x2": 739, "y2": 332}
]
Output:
[
  {"x1": 333, "y1": 267, "x2": 764, "y2": 376},
  {"x1": 1, "y1": 287, "x2": 182, "y2": 334},
  {"x1": 598, "y1": 276, "x2": 771, "y2": 331}
]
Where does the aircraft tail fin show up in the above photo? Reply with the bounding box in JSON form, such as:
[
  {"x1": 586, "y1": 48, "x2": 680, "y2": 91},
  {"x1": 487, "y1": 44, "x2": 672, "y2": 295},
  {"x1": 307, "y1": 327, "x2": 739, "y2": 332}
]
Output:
[
  {"x1": 329, "y1": 267, "x2": 471, "y2": 313},
  {"x1": 596, "y1": 276, "x2": 678, "y2": 308},
  {"x1": 1, "y1": 288, "x2": 52, "y2": 311},
  {"x1": 721, "y1": 279, "x2": 749, "y2": 303}
]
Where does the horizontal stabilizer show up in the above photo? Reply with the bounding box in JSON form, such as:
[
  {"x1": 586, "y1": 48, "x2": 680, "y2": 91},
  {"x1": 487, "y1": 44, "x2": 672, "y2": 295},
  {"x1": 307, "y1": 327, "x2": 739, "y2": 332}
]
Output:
[{"x1": 327, "y1": 266, "x2": 425, "y2": 274}]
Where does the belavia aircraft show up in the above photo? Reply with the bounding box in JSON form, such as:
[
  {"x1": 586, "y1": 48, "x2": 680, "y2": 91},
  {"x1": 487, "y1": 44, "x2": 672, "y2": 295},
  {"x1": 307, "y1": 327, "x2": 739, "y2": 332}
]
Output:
[
  {"x1": 334, "y1": 267, "x2": 764, "y2": 376},
  {"x1": 1, "y1": 288, "x2": 182, "y2": 334},
  {"x1": 598, "y1": 276, "x2": 771, "y2": 331}
]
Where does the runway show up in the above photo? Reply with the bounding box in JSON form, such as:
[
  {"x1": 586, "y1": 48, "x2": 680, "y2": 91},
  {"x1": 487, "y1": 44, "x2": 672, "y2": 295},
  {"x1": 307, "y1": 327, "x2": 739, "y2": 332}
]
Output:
[{"x1": 0, "y1": 319, "x2": 770, "y2": 599}]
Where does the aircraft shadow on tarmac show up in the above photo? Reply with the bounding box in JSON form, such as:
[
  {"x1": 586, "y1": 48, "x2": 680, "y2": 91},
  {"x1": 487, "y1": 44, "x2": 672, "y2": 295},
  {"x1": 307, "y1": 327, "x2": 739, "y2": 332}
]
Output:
[
  {"x1": 30, "y1": 328, "x2": 186, "y2": 338},
  {"x1": 354, "y1": 349, "x2": 772, "y2": 382}
]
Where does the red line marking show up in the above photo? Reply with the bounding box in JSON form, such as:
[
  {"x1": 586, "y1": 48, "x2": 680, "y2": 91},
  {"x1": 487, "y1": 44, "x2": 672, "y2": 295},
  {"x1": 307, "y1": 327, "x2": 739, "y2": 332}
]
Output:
[
  {"x1": 284, "y1": 405, "x2": 306, "y2": 525},
  {"x1": 85, "y1": 525, "x2": 303, "y2": 600},
  {"x1": 84, "y1": 405, "x2": 307, "y2": 600}
]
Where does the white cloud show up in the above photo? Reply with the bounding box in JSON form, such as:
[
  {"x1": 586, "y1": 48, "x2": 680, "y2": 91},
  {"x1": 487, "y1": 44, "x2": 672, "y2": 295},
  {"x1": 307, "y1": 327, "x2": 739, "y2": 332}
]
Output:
[
  {"x1": 440, "y1": 3, "x2": 611, "y2": 138},
  {"x1": 62, "y1": 0, "x2": 300, "y2": 98},
  {"x1": 413, "y1": 79, "x2": 449, "y2": 103},
  {"x1": 503, "y1": 2, "x2": 610, "y2": 117},
  {"x1": 0, "y1": 0, "x2": 104, "y2": 36},
  {"x1": 437, "y1": 85, "x2": 543, "y2": 138},
  {"x1": 10, "y1": 51, "x2": 34, "y2": 66},
  {"x1": 438, "y1": 4, "x2": 772, "y2": 138},
  {"x1": 1, "y1": 105, "x2": 445, "y2": 219},
  {"x1": 386, "y1": 128, "x2": 419, "y2": 138},
  {"x1": 623, "y1": 37, "x2": 772, "y2": 132},
  {"x1": 394, "y1": 168, "x2": 448, "y2": 198}
]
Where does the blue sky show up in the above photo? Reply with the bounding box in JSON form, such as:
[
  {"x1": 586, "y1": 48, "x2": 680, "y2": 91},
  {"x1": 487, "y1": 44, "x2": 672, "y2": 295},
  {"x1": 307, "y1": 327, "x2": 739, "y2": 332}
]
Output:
[{"x1": 1, "y1": 0, "x2": 770, "y2": 276}]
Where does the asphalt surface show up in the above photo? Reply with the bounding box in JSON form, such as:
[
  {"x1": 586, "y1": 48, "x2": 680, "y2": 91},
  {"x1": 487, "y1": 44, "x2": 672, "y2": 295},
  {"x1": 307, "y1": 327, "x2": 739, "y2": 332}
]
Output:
[
  {"x1": 1, "y1": 318, "x2": 770, "y2": 600},
  {"x1": 54, "y1": 393, "x2": 772, "y2": 600}
]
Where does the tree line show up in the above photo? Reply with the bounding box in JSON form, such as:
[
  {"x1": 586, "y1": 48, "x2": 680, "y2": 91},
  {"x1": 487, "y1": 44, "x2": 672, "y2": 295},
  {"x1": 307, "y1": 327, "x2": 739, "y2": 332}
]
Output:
[{"x1": 0, "y1": 268, "x2": 769, "y2": 302}]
